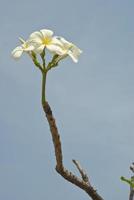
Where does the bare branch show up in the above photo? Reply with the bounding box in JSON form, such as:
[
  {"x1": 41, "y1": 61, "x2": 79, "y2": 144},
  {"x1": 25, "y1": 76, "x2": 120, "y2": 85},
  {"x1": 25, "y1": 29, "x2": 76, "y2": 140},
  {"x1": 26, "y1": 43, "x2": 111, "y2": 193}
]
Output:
[
  {"x1": 72, "y1": 159, "x2": 89, "y2": 183},
  {"x1": 129, "y1": 186, "x2": 134, "y2": 200},
  {"x1": 43, "y1": 101, "x2": 104, "y2": 200},
  {"x1": 129, "y1": 163, "x2": 134, "y2": 200},
  {"x1": 130, "y1": 163, "x2": 134, "y2": 173}
]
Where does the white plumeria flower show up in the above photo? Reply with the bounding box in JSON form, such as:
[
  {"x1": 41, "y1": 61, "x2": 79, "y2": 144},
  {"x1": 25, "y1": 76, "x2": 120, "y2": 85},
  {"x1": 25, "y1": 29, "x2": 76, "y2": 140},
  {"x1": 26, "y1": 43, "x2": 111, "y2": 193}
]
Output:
[
  {"x1": 55, "y1": 37, "x2": 82, "y2": 63},
  {"x1": 12, "y1": 38, "x2": 35, "y2": 59},
  {"x1": 29, "y1": 29, "x2": 63, "y2": 55}
]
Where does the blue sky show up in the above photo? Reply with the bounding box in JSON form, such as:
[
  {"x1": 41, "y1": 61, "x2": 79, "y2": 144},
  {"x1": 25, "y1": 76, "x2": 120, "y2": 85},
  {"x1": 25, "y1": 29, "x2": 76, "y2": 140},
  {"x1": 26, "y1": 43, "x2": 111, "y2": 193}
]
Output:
[{"x1": 0, "y1": 0, "x2": 134, "y2": 199}]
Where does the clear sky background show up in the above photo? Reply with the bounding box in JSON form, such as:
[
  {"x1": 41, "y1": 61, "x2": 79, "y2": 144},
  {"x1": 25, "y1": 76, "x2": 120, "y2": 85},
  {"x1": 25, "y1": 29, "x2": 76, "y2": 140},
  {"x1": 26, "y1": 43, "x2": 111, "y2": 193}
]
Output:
[{"x1": 0, "y1": 0, "x2": 134, "y2": 199}]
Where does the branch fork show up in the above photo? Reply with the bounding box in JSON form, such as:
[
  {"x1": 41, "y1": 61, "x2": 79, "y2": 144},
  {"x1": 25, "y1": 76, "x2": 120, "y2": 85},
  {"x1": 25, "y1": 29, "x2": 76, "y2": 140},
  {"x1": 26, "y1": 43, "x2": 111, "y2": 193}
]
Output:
[{"x1": 43, "y1": 101, "x2": 104, "y2": 200}]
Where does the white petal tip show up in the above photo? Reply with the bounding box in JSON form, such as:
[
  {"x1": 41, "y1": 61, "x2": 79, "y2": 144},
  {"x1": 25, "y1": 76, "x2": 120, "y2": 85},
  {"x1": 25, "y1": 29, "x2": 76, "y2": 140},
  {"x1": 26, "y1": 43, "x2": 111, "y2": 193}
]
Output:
[{"x1": 11, "y1": 46, "x2": 23, "y2": 59}]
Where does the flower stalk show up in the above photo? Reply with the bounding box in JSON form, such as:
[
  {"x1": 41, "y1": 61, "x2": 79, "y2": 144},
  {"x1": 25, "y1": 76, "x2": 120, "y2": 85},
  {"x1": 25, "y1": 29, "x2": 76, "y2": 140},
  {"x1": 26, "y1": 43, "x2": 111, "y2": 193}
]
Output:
[{"x1": 41, "y1": 71, "x2": 47, "y2": 105}]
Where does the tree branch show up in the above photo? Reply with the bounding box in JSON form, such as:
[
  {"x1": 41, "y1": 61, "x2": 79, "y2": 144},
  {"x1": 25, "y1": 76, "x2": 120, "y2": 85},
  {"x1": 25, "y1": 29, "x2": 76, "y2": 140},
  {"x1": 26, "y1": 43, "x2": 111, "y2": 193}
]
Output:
[
  {"x1": 129, "y1": 186, "x2": 134, "y2": 200},
  {"x1": 43, "y1": 101, "x2": 104, "y2": 200},
  {"x1": 72, "y1": 159, "x2": 89, "y2": 183},
  {"x1": 129, "y1": 163, "x2": 134, "y2": 200}
]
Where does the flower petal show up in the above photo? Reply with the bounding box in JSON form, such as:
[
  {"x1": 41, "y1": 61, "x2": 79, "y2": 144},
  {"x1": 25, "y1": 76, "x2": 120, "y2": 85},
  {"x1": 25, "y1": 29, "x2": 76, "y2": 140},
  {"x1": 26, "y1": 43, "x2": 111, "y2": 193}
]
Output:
[
  {"x1": 68, "y1": 46, "x2": 82, "y2": 63},
  {"x1": 24, "y1": 44, "x2": 35, "y2": 51},
  {"x1": 40, "y1": 29, "x2": 53, "y2": 38},
  {"x1": 68, "y1": 51, "x2": 78, "y2": 62},
  {"x1": 51, "y1": 37, "x2": 64, "y2": 46},
  {"x1": 29, "y1": 31, "x2": 43, "y2": 44},
  {"x1": 55, "y1": 36, "x2": 72, "y2": 49},
  {"x1": 33, "y1": 44, "x2": 45, "y2": 54},
  {"x1": 46, "y1": 44, "x2": 64, "y2": 55},
  {"x1": 11, "y1": 46, "x2": 23, "y2": 59}
]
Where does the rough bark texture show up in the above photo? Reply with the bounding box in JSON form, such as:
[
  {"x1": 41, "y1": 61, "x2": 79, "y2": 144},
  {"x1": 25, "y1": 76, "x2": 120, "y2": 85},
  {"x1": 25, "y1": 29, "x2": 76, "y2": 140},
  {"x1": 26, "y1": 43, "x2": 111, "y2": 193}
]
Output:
[
  {"x1": 43, "y1": 101, "x2": 104, "y2": 200},
  {"x1": 129, "y1": 187, "x2": 134, "y2": 200},
  {"x1": 129, "y1": 164, "x2": 134, "y2": 200}
]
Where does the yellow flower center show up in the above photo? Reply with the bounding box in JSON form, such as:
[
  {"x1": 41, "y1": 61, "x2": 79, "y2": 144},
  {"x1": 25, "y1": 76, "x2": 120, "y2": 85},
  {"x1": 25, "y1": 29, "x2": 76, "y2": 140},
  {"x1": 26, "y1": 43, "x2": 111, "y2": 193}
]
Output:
[{"x1": 42, "y1": 37, "x2": 52, "y2": 45}]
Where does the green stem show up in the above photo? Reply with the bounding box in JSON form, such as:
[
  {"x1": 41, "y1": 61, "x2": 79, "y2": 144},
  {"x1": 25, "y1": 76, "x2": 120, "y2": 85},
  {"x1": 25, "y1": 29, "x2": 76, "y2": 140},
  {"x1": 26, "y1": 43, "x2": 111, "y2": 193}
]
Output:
[
  {"x1": 30, "y1": 52, "x2": 43, "y2": 73},
  {"x1": 40, "y1": 48, "x2": 46, "y2": 69},
  {"x1": 42, "y1": 72, "x2": 47, "y2": 105}
]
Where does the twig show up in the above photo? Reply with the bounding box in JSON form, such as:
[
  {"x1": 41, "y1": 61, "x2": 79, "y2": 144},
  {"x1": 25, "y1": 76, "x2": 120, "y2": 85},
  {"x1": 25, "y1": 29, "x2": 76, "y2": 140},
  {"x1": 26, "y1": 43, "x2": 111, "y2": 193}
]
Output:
[
  {"x1": 72, "y1": 159, "x2": 89, "y2": 183},
  {"x1": 129, "y1": 163, "x2": 134, "y2": 200},
  {"x1": 43, "y1": 101, "x2": 104, "y2": 200}
]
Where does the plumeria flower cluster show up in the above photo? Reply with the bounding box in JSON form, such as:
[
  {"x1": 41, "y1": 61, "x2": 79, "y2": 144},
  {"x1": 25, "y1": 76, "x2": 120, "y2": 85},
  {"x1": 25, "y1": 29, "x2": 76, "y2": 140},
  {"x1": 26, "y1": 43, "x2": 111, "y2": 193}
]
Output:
[{"x1": 12, "y1": 29, "x2": 82, "y2": 64}]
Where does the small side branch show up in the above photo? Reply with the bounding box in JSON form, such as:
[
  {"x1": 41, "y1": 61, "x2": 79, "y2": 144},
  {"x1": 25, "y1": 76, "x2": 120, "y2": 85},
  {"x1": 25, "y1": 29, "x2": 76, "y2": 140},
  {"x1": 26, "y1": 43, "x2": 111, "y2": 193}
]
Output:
[
  {"x1": 72, "y1": 159, "x2": 89, "y2": 183},
  {"x1": 43, "y1": 101, "x2": 104, "y2": 200},
  {"x1": 129, "y1": 163, "x2": 134, "y2": 200}
]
